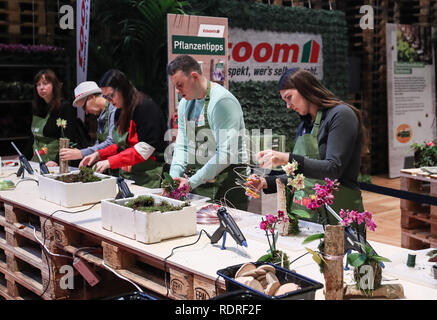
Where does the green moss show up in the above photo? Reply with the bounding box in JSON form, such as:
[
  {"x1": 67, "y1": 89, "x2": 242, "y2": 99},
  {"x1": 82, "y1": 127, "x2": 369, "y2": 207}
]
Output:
[
  {"x1": 55, "y1": 166, "x2": 102, "y2": 183},
  {"x1": 125, "y1": 195, "x2": 186, "y2": 213}
]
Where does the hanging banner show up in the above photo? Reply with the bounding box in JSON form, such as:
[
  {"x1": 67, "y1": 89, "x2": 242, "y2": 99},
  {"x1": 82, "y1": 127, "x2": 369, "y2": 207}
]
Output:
[
  {"x1": 228, "y1": 28, "x2": 323, "y2": 82},
  {"x1": 167, "y1": 13, "x2": 228, "y2": 129},
  {"x1": 76, "y1": 0, "x2": 90, "y2": 85},
  {"x1": 386, "y1": 23, "x2": 436, "y2": 178}
]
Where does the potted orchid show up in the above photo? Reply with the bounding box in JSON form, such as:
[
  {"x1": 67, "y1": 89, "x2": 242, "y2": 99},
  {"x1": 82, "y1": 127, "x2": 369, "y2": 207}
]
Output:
[
  {"x1": 282, "y1": 160, "x2": 310, "y2": 234},
  {"x1": 257, "y1": 210, "x2": 291, "y2": 269},
  {"x1": 302, "y1": 178, "x2": 392, "y2": 296}
]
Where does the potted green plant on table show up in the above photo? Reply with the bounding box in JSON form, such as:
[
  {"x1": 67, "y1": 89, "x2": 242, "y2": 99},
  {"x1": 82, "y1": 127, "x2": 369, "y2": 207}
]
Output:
[{"x1": 411, "y1": 140, "x2": 437, "y2": 168}]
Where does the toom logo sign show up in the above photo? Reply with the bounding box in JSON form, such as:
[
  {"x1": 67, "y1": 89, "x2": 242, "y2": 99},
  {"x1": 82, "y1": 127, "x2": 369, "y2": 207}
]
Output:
[{"x1": 228, "y1": 28, "x2": 323, "y2": 82}]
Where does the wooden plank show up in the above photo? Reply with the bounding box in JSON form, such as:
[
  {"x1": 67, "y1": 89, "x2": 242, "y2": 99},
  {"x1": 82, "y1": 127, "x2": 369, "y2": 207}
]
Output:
[
  {"x1": 168, "y1": 266, "x2": 193, "y2": 300},
  {"x1": 193, "y1": 274, "x2": 225, "y2": 300}
]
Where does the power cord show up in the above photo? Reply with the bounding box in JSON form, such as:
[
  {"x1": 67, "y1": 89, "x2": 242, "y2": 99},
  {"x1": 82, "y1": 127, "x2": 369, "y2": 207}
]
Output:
[
  {"x1": 38, "y1": 202, "x2": 100, "y2": 297},
  {"x1": 14, "y1": 178, "x2": 39, "y2": 187},
  {"x1": 163, "y1": 229, "x2": 211, "y2": 298}
]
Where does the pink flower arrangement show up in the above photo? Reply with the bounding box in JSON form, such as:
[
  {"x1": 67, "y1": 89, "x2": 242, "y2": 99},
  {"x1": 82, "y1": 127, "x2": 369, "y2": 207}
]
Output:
[
  {"x1": 340, "y1": 209, "x2": 377, "y2": 231},
  {"x1": 260, "y1": 210, "x2": 289, "y2": 253},
  {"x1": 306, "y1": 178, "x2": 377, "y2": 233},
  {"x1": 307, "y1": 178, "x2": 340, "y2": 210}
]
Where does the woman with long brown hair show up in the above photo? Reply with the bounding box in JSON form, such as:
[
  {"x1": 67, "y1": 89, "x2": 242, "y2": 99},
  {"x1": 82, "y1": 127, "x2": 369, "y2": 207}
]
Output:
[
  {"x1": 247, "y1": 68, "x2": 368, "y2": 227},
  {"x1": 79, "y1": 69, "x2": 167, "y2": 188},
  {"x1": 28, "y1": 69, "x2": 89, "y2": 167}
]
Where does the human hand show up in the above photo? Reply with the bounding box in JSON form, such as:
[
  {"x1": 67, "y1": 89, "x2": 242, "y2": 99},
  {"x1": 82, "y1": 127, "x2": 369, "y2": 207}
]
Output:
[
  {"x1": 46, "y1": 161, "x2": 58, "y2": 167},
  {"x1": 256, "y1": 150, "x2": 289, "y2": 169},
  {"x1": 60, "y1": 148, "x2": 82, "y2": 161},
  {"x1": 94, "y1": 160, "x2": 110, "y2": 173},
  {"x1": 79, "y1": 152, "x2": 100, "y2": 168},
  {"x1": 173, "y1": 176, "x2": 191, "y2": 192},
  {"x1": 244, "y1": 174, "x2": 266, "y2": 198}
]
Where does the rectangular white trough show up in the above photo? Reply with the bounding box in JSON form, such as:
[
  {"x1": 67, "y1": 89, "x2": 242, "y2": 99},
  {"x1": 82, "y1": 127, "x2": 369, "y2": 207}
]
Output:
[
  {"x1": 101, "y1": 193, "x2": 197, "y2": 244},
  {"x1": 38, "y1": 171, "x2": 117, "y2": 207}
]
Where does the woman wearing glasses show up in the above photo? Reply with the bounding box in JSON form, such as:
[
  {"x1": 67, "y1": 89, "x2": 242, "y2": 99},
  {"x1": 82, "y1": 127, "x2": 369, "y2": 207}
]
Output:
[
  {"x1": 59, "y1": 81, "x2": 116, "y2": 162},
  {"x1": 28, "y1": 69, "x2": 89, "y2": 167},
  {"x1": 79, "y1": 69, "x2": 168, "y2": 188}
]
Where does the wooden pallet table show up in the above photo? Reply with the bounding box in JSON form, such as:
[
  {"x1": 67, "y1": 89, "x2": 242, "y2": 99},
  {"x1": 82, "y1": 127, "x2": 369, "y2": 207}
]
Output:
[{"x1": 400, "y1": 168, "x2": 437, "y2": 249}]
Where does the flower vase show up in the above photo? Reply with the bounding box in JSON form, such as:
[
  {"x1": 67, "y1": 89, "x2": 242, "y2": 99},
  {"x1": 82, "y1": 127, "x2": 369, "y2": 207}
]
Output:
[
  {"x1": 353, "y1": 260, "x2": 382, "y2": 295},
  {"x1": 59, "y1": 138, "x2": 69, "y2": 174}
]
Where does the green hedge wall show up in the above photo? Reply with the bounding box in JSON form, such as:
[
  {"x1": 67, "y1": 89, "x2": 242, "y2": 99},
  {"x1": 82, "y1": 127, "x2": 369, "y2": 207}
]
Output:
[{"x1": 187, "y1": 0, "x2": 349, "y2": 146}]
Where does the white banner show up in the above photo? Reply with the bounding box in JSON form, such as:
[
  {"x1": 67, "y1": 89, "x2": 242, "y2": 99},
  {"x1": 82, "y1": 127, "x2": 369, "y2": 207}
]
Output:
[
  {"x1": 386, "y1": 23, "x2": 436, "y2": 177},
  {"x1": 76, "y1": 0, "x2": 90, "y2": 85},
  {"x1": 228, "y1": 28, "x2": 323, "y2": 82}
]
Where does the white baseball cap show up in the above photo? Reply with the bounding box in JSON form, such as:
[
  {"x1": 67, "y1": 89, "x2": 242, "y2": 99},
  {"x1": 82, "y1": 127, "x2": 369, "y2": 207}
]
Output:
[{"x1": 73, "y1": 81, "x2": 102, "y2": 107}]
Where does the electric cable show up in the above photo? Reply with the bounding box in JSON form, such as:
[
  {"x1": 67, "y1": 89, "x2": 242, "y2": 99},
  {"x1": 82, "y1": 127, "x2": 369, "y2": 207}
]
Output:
[
  {"x1": 101, "y1": 261, "x2": 143, "y2": 293},
  {"x1": 14, "y1": 178, "x2": 39, "y2": 187},
  {"x1": 163, "y1": 229, "x2": 211, "y2": 297},
  {"x1": 38, "y1": 202, "x2": 100, "y2": 297}
]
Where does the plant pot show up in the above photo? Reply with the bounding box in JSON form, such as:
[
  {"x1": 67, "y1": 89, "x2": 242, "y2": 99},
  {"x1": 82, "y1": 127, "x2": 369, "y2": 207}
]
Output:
[
  {"x1": 101, "y1": 194, "x2": 197, "y2": 243},
  {"x1": 353, "y1": 260, "x2": 382, "y2": 294},
  {"x1": 38, "y1": 171, "x2": 117, "y2": 207}
]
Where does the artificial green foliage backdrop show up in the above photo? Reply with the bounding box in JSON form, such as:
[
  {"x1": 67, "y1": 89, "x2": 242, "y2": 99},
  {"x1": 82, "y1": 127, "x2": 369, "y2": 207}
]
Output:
[{"x1": 187, "y1": 0, "x2": 350, "y2": 145}]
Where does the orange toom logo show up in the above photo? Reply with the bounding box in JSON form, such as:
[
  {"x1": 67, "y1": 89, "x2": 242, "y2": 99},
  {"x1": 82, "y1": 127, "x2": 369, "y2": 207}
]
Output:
[{"x1": 228, "y1": 40, "x2": 320, "y2": 63}]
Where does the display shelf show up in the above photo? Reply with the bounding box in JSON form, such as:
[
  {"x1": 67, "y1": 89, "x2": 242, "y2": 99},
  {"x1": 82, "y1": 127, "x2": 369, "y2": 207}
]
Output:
[{"x1": 400, "y1": 169, "x2": 437, "y2": 249}]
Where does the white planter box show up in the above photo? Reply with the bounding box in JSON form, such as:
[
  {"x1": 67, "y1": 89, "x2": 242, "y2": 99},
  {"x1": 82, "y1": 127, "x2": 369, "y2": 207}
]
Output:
[
  {"x1": 38, "y1": 171, "x2": 117, "y2": 208},
  {"x1": 101, "y1": 194, "x2": 197, "y2": 244},
  {"x1": 145, "y1": 188, "x2": 210, "y2": 206}
]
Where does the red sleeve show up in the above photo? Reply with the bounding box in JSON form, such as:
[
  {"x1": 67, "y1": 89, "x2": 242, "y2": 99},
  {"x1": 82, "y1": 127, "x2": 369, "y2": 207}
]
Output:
[
  {"x1": 98, "y1": 144, "x2": 119, "y2": 160},
  {"x1": 107, "y1": 146, "x2": 145, "y2": 169}
]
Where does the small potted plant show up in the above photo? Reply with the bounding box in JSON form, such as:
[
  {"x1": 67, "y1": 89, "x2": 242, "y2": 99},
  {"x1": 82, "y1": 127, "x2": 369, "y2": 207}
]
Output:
[
  {"x1": 410, "y1": 140, "x2": 437, "y2": 168},
  {"x1": 347, "y1": 242, "x2": 391, "y2": 296},
  {"x1": 161, "y1": 172, "x2": 189, "y2": 201},
  {"x1": 257, "y1": 210, "x2": 291, "y2": 269}
]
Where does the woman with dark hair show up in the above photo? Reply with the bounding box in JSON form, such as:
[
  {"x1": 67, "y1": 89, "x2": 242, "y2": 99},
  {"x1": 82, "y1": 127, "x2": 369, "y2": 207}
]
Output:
[
  {"x1": 28, "y1": 69, "x2": 89, "y2": 167},
  {"x1": 79, "y1": 69, "x2": 167, "y2": 188},
  {"x1": 247, "y1": 68, "x2": 368, "y2": 227}
]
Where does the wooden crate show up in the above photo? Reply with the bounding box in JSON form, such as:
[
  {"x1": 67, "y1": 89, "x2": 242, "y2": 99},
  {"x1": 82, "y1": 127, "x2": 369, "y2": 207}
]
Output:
[{"x1": 400, "y1": 169, "x2": 437, "y2": 249}]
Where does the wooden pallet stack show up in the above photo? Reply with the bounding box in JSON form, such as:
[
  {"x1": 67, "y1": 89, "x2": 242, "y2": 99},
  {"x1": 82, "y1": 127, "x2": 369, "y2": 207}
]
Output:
[
  {"x1": 400, "y1": 169, "x2": 437, "y2": 249},
  {"x1": 0, "y1": 198, "x2": 226, "y2": 300}
]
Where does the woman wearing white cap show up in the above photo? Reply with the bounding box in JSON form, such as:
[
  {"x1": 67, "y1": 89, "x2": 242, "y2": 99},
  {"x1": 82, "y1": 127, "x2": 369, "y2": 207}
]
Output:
[
  {"x1": 28, "y1": 69, "x2": 89, "y2": 167},
  {"x1": 80, "y1": 69, "x2": 167, "y2": 188},
  {"x1": 59, "y1": 81, "x2": 116, "y2": 162}
]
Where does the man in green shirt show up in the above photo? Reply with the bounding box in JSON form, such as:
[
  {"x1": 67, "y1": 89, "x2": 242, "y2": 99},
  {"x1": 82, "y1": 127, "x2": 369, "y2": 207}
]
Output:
[{"x1": 167, "y1": 55, "x2": 249, "y2": 210}]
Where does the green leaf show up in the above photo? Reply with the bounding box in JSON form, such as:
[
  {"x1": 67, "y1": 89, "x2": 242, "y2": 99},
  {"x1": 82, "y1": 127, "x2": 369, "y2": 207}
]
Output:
[
  {"x1": 302, "y1": 233, "x2": 325, "y2": 244},
  {"x1": 347, "y1": 253, "x2": 367, "y2": 267},
  {"x1": 371, "y1": 255, "x2": 392, "y2": 263},
  {"x1": 291, "y1": 209, "x2": 311, "y2": 219},
  {"x1": 163, "y1": 172, "x2": 176, "y2": 188},
  {"x1": 305, "y1": 247, "x2": 321, "y2": 265},
  {"x1": 257, "y1": 253, "x2": 273, "y2": 262}
]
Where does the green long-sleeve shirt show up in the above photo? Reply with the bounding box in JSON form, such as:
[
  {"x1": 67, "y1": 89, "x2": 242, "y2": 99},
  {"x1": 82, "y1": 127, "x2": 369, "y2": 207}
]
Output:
[{"x1": 170, "y1": 83, "x2": 248, "y2": 189}]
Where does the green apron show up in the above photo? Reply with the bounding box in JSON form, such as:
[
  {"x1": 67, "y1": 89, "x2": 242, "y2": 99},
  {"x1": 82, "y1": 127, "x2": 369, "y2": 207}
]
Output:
[
  {"x1": 96, "y1": 102, "x2": 110, "y2": 143},
  {"x1": 31, "y1": 114, "x2": 59, "y2": 163},
  {"x1": 111, "y1": 126, "x2": 164, "y2": 189},
  {"x1": 184, "y1": 81, "x2": 248, "y2": 211},
  {"x1": 286, "y1": 110, "x2": 364, "y2": 227}
]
